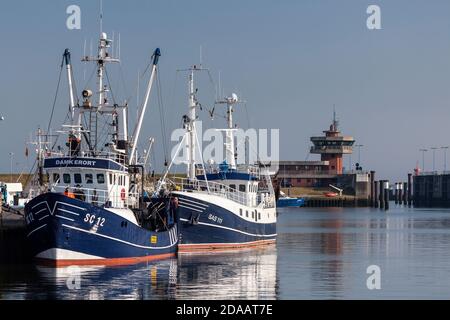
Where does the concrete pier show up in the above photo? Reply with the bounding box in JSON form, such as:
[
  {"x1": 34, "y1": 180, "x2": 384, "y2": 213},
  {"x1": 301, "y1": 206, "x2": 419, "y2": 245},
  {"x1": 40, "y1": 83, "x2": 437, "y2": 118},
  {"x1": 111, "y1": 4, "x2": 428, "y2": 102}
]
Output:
[{"x1": 0, "y1": 212, "x2": 28, "y2": 264}]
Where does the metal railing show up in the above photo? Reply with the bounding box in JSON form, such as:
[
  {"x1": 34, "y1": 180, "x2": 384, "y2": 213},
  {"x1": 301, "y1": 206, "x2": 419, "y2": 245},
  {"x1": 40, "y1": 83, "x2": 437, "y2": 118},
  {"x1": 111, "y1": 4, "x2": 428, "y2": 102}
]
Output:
[
  {"x1": 52, "y1": 185, "x2": 139, "y2": 209},
  {"x1": 45, "y1": 150, "x2": 128, "y2": 166},
  {"x1": 166, "y1": 177, "x2": 275, "y2": 209}
]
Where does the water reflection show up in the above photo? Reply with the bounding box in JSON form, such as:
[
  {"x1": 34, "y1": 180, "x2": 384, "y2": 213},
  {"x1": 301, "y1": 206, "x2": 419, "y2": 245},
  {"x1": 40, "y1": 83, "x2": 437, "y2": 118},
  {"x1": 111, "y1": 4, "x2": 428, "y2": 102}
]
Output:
[
  {"x1": 0, "y1": 246, "x2": 277, "y2": 300},
  {"x1": 4, "y1": 206, "x2": 450, "y2": 299},
  {"x1": 176, "y1": 247, "x2": 278, "y2": 300}
]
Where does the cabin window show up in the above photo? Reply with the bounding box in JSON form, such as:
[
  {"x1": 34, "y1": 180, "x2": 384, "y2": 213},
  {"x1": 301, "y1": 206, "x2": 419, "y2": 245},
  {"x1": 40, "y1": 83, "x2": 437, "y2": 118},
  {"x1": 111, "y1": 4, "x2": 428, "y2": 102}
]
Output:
[
  {"x1": 240, "y1": 209, "x2": 243, "y2": 216},
  {"x1": 252, "y1": 211, "x2": 255, "y2": 219},
  {"x1": 53, "y1": 173, "x2": 60, "y2": 184},
  {"x1": 97, "y1": 174, "x2": 105, "y2": 184},
  {"x1": 119, "y1": 176, "x2": 122, "y2": 186},
  {"x1": 85, "y1": 174, "x2": 93, "y2": 184},
  {"x1": 246, "y1": 210, "x2": 249, "y2": 218},
  {"x1": 230, "y1": 184, "x2": 236, "y2": 191},
  {"x1": 239, "y1": 185, "x2": 246, "y2": 192},
  {"x1": 109, "y1": 173, "x2": 113, "y2": 184},
  {"x1": 63, "y1": 174, "x2": 71, "y2": 184},
  {"x1": 258, "y1": 212, "x2": 261, "y2": 220},
  {"x1": 74, "y1": 173, "x2": 82, "y2": 184}
]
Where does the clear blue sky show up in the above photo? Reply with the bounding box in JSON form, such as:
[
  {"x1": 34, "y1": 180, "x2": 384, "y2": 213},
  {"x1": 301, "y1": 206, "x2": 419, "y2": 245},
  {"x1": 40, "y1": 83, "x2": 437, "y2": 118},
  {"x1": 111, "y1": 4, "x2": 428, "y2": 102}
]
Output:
[{"x1": 1, "y1": 0, "x2": 450, "y2": 183}]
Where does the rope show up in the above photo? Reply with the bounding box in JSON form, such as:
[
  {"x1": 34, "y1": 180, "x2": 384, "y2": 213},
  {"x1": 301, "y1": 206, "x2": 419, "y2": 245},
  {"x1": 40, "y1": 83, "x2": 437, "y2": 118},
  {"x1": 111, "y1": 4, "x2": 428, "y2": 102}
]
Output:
[{"x1": 47, "y1": 55, "x2": 65, "y2": 135}]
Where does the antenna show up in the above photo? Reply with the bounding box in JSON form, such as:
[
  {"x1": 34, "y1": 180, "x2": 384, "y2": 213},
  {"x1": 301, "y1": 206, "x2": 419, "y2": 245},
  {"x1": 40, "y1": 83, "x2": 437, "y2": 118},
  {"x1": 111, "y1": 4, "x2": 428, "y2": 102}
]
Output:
[
  {"x1": 218, "y1": 70, "x2": 222, "y2": 99},
  {"x1": 100, "y1": 0, "x2": 103, "y2": 34}
]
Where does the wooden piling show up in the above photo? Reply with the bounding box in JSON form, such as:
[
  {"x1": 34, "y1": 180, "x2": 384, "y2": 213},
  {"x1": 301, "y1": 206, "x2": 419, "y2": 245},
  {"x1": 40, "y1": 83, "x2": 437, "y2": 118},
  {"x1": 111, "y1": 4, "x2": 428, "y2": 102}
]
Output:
[
  {"x1": 379, "y1": 180, "x2": 385, "y2": 209},
  {"x1": 408, "y1": 173, "x2": 412, "y2": 207},
  {"x1": 374, "y1": 181, "x2": 379, "y2": 208},
  {"x1": 403, "y1": 182, "x2": 408, "y2": 205},
  {"x1": 370, "y1": 171, "x2": 375, "y2": 207}
]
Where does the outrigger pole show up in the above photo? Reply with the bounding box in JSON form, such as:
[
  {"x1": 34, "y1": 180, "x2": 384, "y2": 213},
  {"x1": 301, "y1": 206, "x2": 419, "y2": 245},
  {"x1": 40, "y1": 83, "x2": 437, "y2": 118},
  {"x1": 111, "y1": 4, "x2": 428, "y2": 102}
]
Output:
[
  {"x1": 63, "y1": 49, "x2": 77, "y2": 125},
  {"x1": 129, "y1": 48, "x2": 161, "y2": 165}
]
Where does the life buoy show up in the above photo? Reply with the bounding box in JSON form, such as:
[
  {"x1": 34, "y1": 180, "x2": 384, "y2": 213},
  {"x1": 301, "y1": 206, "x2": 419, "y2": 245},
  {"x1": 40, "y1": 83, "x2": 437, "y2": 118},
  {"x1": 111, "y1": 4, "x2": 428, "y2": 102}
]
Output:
[{"x1": 120, "y1": 188, "x2": 126, "y2": 201}]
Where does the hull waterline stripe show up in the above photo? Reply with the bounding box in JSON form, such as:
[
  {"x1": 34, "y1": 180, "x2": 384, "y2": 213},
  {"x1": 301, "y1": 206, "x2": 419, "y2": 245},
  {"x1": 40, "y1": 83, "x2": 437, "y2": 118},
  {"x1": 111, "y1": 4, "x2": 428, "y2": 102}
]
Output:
[
  {"x1": 27, "y1": 224, "x2": 47, "y2": 237},
  {"x1": 179, "y1": 239, "x2": 276, "y2": 252},
  {"x1": 180, "y1": 218, "x2": 277, "y2": 237},
  {"x1": 61, "y1": 224, "x2": 177, "y2": 250},
  {"x1": 34, "y1": 252, "x2": 176, "y2": 267}
]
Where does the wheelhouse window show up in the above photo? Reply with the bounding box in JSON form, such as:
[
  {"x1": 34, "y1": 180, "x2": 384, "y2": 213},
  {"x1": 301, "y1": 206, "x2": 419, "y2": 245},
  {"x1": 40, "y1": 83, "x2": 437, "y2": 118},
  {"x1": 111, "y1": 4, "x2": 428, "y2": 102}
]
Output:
[
  {"x1": 97, "y1": 174, "x2": 105, "y2": 184},
  {"x1": 74, "y1": 173, "x2": 82, "y2": 184},
  {"x1": 239, "y1": 185, "x2": 246, "y2": 192},
  {"x1": 85, "y1": 174, "x2": 93, "y2": 184},
  {"x1": 63, "y1": 174, "x2": 71, "y2": 184},
  {"x1": 53, "y1": 173, "x2": 60, "y2": 184}
]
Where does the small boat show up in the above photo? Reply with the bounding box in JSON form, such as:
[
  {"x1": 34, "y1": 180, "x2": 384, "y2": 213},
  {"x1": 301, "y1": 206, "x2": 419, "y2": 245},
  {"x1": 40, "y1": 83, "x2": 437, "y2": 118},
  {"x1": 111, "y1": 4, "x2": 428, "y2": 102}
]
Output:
[
  {"x1": 24, "y1": 30, "x2": 178, "y2": 266},
  {"x1": 277, "y1": 195, "x2": 305, "y2": 208},
  {"x1": 323, "y1": 192, "x2": 339, "y2": 198}
]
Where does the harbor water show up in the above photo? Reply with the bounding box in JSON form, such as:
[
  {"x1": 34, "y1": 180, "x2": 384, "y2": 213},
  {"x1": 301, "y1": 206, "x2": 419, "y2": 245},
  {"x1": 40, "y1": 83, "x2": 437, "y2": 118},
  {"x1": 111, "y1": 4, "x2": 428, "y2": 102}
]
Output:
[{"x1": 2, "y1": 204, "x2": 450, "y2": 299}]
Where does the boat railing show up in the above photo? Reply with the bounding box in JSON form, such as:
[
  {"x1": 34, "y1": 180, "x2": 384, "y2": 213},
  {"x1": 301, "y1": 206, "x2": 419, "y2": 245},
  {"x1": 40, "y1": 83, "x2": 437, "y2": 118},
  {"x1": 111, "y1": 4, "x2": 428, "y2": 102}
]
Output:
[
  {"x1": 169, "y1": 177, "x2": 251, "y2": 207},
  {"x1": 52, "y1": 185, "x2": 140, "y2": 209},
  {"x1": 45, "y1": 150, "x2": 128, "y2": 166},
  {"x1": 167, "y1": 177, "x2": 275, "y2": 209}
]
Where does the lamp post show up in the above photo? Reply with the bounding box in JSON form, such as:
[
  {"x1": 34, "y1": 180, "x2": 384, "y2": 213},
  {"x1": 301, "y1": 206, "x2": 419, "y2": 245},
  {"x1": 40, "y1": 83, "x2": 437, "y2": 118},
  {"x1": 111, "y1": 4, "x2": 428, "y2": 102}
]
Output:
[
  {"x1": 355, "y1": 144, "x2": 364, "y2": 164},
  {"x1": 419, "y1": 149, "x2": 427, "y2": 172},
  {"x1": 441, "y1": 146, "x2": 449, "y2": 172},
  {"x1": 431, "y1": 147, "x2": 438, "y2": 172},
  {"x1": 9, "y1": 152, "x2": 14, "y2": 183}
]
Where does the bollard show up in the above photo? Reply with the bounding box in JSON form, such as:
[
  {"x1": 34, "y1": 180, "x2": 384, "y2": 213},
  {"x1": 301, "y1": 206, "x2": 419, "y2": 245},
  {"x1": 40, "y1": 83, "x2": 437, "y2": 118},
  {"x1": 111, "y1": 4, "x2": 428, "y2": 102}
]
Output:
[
  {"x1": 370, "y1": 171, "x2": 376, "y2": 207},
  {"x1": 384, "y1": 187, "x2": 389, "y2": 210},
  {"x1": 408, "y1": 173, "x2": 413, "y2": 207},
  {"x1": 394, "y1": 183, "x2": 399, "y2": 205},
  {"x1": 374, "y1": 181, "x2": 379, "y2": 208},
  {"x1": 379, "y1": 180, "x2": 385, "y2": 209},
  {"x1": 403, "y1": 182, "x2": 408, "y2": 205}
]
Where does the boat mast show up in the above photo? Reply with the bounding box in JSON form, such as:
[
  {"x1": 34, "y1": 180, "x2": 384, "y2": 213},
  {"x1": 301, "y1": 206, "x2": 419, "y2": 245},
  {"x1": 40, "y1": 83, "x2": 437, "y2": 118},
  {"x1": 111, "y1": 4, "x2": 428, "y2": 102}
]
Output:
[
  {"x1": 187, "y1": 67, "x2": 197, "y2": 179},
  {"x1": 216, "y1": 94, "x2": 239, "y2": 170}
]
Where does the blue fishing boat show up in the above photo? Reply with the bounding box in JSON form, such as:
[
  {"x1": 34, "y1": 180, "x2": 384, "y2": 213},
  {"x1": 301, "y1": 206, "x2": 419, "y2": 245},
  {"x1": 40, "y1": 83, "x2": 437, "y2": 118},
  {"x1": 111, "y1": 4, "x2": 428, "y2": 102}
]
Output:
[
  {"x1": 24, "y1": 30, "x2": 178, "y2": 266},
  {"x1": 152, "y1": 67, "x2": 277, "y2": 252}
]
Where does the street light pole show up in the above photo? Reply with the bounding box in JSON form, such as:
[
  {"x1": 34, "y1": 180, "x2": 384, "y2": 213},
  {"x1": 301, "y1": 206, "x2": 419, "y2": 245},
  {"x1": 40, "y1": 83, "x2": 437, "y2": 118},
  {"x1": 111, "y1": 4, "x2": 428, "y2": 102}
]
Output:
[
  {"x1": 442, "y1": 146, "x2": 449, "y2": 172},
  {"x1": 9, "y1": 152, "x2": 14, "y2": 183},
  {"x1": 355, "y1": 144, "x2": 364, "y2": 164},
  {"x1": 419, "y1": 149, "x2": 428, "y2": 172},
  {"x1": 431, "y1": 147, "x2": 438, "y2": 172}
]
